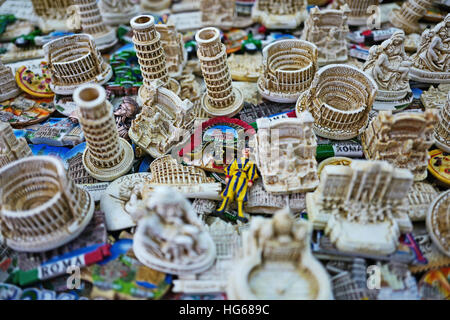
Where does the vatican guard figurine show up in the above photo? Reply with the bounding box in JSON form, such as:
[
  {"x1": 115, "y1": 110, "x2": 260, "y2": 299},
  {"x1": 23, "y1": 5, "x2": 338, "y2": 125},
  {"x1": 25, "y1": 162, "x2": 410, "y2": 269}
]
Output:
[{"x1": 214, "y1": 148, "x2": 259, "y2": 223}]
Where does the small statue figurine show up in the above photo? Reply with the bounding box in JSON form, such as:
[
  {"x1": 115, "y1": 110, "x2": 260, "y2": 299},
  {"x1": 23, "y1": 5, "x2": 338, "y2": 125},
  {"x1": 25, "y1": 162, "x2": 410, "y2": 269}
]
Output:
[
  {"x1": 114, "y1": 96, "x2": 140, "y2": 141},
  {"x1": 214, "y1": 147, "x2": 259, "y2": 223},
  {"x1": 363, "y1": 30, "x2": 413, "y2": 109}
]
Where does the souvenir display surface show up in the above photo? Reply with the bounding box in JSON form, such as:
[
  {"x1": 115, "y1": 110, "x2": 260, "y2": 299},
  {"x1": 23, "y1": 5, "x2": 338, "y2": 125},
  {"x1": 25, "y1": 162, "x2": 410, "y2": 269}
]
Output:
[{"x1": 0, "y1": 0, "x2": 449, "y2": 301}]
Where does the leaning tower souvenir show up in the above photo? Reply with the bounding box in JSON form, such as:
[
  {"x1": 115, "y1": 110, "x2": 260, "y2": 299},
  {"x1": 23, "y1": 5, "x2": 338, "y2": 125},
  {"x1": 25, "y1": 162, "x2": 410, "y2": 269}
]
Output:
[{"x1": 390, "y1": 0, "x2": 434, "y2": 34}]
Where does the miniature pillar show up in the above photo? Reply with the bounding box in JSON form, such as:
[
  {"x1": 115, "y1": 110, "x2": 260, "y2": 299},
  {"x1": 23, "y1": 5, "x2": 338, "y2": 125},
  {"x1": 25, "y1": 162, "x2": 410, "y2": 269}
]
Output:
[
  {"x1": 0, "y1": 121, "x2": 32, "y2": 169},
  {"x1": 74, "y1": 84, "x2": 134, "y2": 181},
  {"x1": 0, "y1": 60, "x2": 20, "y2": 102},
  {"x1": 196, "y1": 27, "x2": 243, "y2": 117}
]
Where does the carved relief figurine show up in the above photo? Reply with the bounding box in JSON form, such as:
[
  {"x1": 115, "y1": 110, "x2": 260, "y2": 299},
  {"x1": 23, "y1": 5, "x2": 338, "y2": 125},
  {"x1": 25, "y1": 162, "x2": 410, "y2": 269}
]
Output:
[
  {"x1": 363, "y1": 31, "x2": 413, "y2": 110},
  {"x1": 410, "y1": 14, "x2": 450, "y2": 83},
  {"x1": 0, "y1": 60, "x2": 20, "y2": 102},
  {"x1": 434, "y1": 92, "x2": 450, "y2": 152},
  {"x1": 227, "y1": 207, "x2": 332, "y2": 299},
  {"x1": 133, "y1": 186, "x2": 216, "y2": 275},
  {"x1": 73, "y1": 83, "x2": 134, "y2": 182},
  {"x1": 254, "y1": 114, "x2": 319, "y2": 194},
  {"x1": 114, "y1": 96, "x2": 140, "y2": 141},
  {"x1": 258, "y1": 39, "x2": 318, "y2": 103},
  {"x1": 99, "y1": 0, "x2": 139, "y2": 26},
  {"x1": 296, "y1": 64, "x2": 377, "y2": 140},
  {"x1": 426, "y1": 190, "x2": 450, "y2": 257},
  {"x1": 252, "y1": 0, "x2": 308, "y2": 29},
  {"x1": 301, "y1": 5, "x2": 350, "y2": 66},
  {"x1": 362, "y1": 110, "x2": 437, "y2": 181},
  {"x1": 214, "y1": 148, "x2": 258, "y2": 223},
  {"x1": 306, "y1": 160, "x2": 413, "y2": 255},
  {"x1": 0, "y1": 121, "x2": 32, "y2": 169},
  {"x1": 390, "y1": 0, "x2": 434, "y2": 34},
  {"x1": 0, "y1": 156, "x2": 94, "y2": 252},
  {"x1": 420, "y1": 83, "x2": 450, "y2": 110}
]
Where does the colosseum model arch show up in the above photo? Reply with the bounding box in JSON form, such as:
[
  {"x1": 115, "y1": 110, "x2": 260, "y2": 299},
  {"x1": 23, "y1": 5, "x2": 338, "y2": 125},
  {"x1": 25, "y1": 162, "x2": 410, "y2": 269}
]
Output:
[
  {"x1": 296, "y1": 64, "x2": 377, "y2": 140},
  {"x1": 0, "y1": 156, "x2": 94, "y2": 252},
  {"x1": 258, "y1": 39, "x2": 318, "y2": 103},
  {"x1": 44, "y1": 34, "x2": 113, "y2": 95}
]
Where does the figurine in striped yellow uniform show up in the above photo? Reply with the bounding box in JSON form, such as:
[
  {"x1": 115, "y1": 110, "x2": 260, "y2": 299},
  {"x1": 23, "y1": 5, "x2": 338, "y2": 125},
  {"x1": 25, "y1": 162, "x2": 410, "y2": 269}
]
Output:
[{"x1": 215, "y1": 148, "x2": 258, "y2": 223}]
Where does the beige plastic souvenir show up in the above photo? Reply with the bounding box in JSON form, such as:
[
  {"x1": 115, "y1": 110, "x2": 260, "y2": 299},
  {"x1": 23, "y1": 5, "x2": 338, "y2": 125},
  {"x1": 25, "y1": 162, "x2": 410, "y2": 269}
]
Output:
[
  {"x1": 363, "y1": 31, "x2": 413, "y2": 109},
  {"x1": 420, "y1": 84, "x2": 450, "y2": 109},
  {"x1": 434, "y1": 92, "x2": 450, "y2": 152},
  {"x1": 258, "y1": 39, "x2": 318, "y2": 103},
  {"x1": 44, "y1": 34, "x2": 113, "y2": 95},
  {"x1": 228, "y1": 52, "x2": 263, "y2": 82},
  {"x1": 0, "y1": 44, "x2": 44, "y2": 64},
  {"x1": 140, "y1": 0, "x2": 172, "y2": 12},
  {"x1": 328, "y1": 0, "x2": 379, "y2": 26},
  {"x1": 172, "y1": 0, "x2": 200, "y2": 13},
  {"x1": 254, "y1": 114, "x2": 319, "y2": 194},
  {"x1": 72, "y1": 0, "x2": 118, "y2": 51},
  {"x1": 426, "y1": 190, "x2": 450, "y2": 257},
  {"x1": 99, "y1": 0, "x2": 139, "y2": 26},
  {"x1": 306, "y1": 160, "x2": 413, "y2": 255},
  {"x1": 142, "y1": 155, "x2": 221, "y2": 200},
  {"x1": 128, "y1": 81, "x2": 194, "y2": 158},
  {"x1": 301, "y1": 5, "x2": 350, "y2": 66},
  {"x1": 173, "y1": 218, "x2": 242, "y2": 293},
  {"x1": 196, "y1": 27, "x2": 244, "y2": 117},
  {"x1": 410, "y1": 14, "x2": 450, "y2": 84},
  {"x1": 362, "y1": 110, "x2": 437, "y2": 181},
  {"x1": 133, "y1": 186, "x2": 216, "y2": 275},
  {"x1": 74, "y1": 84, "x2": 134, "y2": 182},
  {"x1": 155, "y1": 23, "x2": 187, "y2": 78},
  {"x1": 0, "y1": 121, "x2": 32, "y2": 169},
  {"x1": 0, "y1": 60, "x2": 20, "y2": 102},
  {"x1": 30, "y1": 0, "x2": 76, "y2": 32},
  {"x1": 252, "y1": 0, "x2": 308, "y2": 29},
  {"x1": 227, "y1": 207, "x2": 332, "y2": 300},
  {"x1": 131, "y1": 15, "x2": 180, "y2": 103},
  {"x1": 245, "y1": 180, "x2": 306, "y2": 215},
  {"x1": 0, "y1": 156, "x2": 94, "y2": 252},
  {"x1": 296, "y1": 64, "x2": 377, "y2": 140},
  {"x1": 407, "y1": 182, "x2": 440, "y2": 221},
  {"x1": 390, "y1": 0, "x2": 433, "y2": 34},
  {"x1": 201, "y1": 0, "x2": 235, "y2": 29}
]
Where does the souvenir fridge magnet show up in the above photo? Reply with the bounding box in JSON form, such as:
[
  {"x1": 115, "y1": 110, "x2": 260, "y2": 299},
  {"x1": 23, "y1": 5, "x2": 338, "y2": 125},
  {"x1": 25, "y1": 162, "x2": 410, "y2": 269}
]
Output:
[
  {"x1": 426, "y1": 190, "x2": 450, "y2": 257},
  {"x1": 15, "y1": 61, "x2": 53, "y2": 99},
  {"x1": 427, "y1": 149, "x2": 450, "y2": 187},
  {"x1": 133, "y1": 186, "x2": 216, "y2": 275}
]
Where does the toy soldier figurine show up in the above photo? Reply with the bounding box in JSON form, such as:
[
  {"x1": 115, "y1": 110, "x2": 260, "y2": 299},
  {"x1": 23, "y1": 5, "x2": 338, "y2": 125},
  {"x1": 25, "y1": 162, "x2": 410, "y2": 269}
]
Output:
[{"x1": 214, "y1": 147, "x2": 258, "y2": 223}]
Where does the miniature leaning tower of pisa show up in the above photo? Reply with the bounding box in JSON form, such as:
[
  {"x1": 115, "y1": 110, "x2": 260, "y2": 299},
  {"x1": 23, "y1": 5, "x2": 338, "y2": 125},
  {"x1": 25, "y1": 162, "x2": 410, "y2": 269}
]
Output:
[
  {"x1": 73, "y1": 84, "x2": 134, "y2": 182},
  {"x1": 196, "y1": 27, "x2": 243, "y2": 117},
  {"x1": 131, "y1": 15, "x2": 179, "y2": 104},
  {"x1": 435, "y1": 92, "x2": 450, "y2": 153},
  {"x1": 390, "y1": 0, "x2": 433, "y2": 34},
  {"x1": 73, "y1": 0, "x2": 118, "y2": 51},
  {"x1": 0, "y1": 61, "x2": 20, "y2": 102},
  {"x1": 0, "y1": 121, "x2": 32, "y2": 169}
]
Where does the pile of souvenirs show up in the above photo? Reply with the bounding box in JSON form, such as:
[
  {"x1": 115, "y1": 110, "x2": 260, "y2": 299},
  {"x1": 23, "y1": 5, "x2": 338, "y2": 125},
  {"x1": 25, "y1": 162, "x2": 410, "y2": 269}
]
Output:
[{"x1": 0, "y1": 0, "x2": 449, "y2": 300}]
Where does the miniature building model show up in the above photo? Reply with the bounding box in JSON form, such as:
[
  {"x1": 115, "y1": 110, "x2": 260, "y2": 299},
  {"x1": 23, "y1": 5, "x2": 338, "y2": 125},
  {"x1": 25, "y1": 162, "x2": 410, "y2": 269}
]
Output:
[
  {"x1": 201, "y1": 0, "x2": 236, "y2": 29},
  {"x1": 254, "y1": 114, "x2": 319, "y2": 194},
  {"x1": 390, "y1": 0, "x2": 433, "y2": 34},
  {"x1": 362, "y1": 110, "x2": 437, "y2": 181},
  {"x1": 258, "y1": 39, "x2": 318, "y2": 103},
  {"x1": 44, "y1": 34, "x2": 113, "y2": 95},
  {"x1": 426, "y1": 190, "x2": 450, "y2": 257},
  {"x1": 407, "y1": 182, "x2": 439, "y2": 221},
  {"x1": 31, "y1": 0, "x2": 75, "y2": 32},
  {"x1": 306, "y1": 160, "x2": 414, "y2": 255},
  {"x1": 0, "y1": 156, "x2": 94, "y2": 252},
  {"x1": 252, "y1": 0, "x2": 308, "y2": 29},
  {"x1": 128, "y1": 83, "x2": 194, "y2": 158},
  {"x1": 301, "y1": 5, "x2": 350, "y2": 66},
  {"x1": 0, "y1": 61, "x2": 20, "y2": 102},
  {"x1": 133, "y1": 186, "x2": 216, "y2": 275},
  {"x1": 155, "y1": 24, "x2": 187, "y2": 78},
  {"x1": 73, "y1": 84, "x2": 134, "y2": 182},
  {"x1": 227, "y1": 208, "x2": 332, "y2": 299},
  {"x1": 434, "y1": 92, "x2": 450, "y2": 152},
  {"x1": 142, "y1": 155, "x2": 222, "y2": 200},
  {"x1": 410, "y1": 14, "x2": 450, "y2": 84},
  {"x1": 67, "y1": 153, "x2": 98, "y2": 185},
  {"x1": 0, "y1": 122, "x2": 32, "y2": 169},
  {"x1": 72, "y1": 0, "x2": 118, "y2": 51},
  {"x1": 141, "y1": 0, "x2": 172, "y2": 12},
  {"x1": 196, "y1": 27, "x2": 244, "y2": 117},
  {"x1": 363, "y1": 31, "x2": 413, "y2": 108},
  {"x1": 99, "y1": 0, "x2": 139, "y2": 26},
  {"x1": 329, "y1": 0, "x2": 379, "y2": 26},
  {"x1": 296, "y1": 64, "x2": 377, "y2": 140}
]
